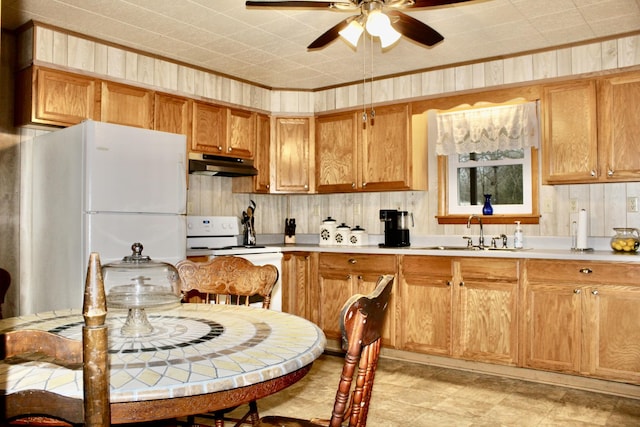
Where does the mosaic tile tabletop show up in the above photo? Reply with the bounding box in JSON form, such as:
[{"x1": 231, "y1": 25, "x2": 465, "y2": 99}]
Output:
[{"x1": 0, "y1": 304, "x2": 326, "y2": 403}]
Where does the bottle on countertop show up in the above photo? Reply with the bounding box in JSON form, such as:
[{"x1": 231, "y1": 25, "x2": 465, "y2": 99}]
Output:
[{"x1": 514, "y1": 221, "x2": 524, "y2": 249}]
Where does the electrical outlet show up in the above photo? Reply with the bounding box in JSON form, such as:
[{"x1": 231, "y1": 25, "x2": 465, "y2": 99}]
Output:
[
  {"x1": 542, "y1": 196, "x2": 554, "y2": 213},
  {"x1": 627, "y1": 197, "x2": 639, "y2": 213},
  {"x1": 569, "y1": 198, "x2": 578, "y2": 213}
]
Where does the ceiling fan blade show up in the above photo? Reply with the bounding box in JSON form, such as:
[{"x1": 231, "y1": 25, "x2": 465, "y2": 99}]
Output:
[
  {"x1": 246, "y1": 1, "x2": 342, "y2": 8},
  {"x1": 387, "y1": 10, "x2": 443, "y2": 47},
  {"x1": 408, "y1": 0, "x2": 475, "y2": 8},
  {"x1": 307, "y1": 17, "x2": 351, "y2": 49}
]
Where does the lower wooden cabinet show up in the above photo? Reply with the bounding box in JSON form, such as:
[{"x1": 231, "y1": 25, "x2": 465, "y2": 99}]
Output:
[
  {"x1": 399, "y1": 255, "x2": 519, "y2": 365},
  {"x1": 282, "y1": 252, "x2": 639, "y2": 385},
  {"x1": 281, "y1": 252, "x2": 316, "y2": 321},
  {"x1": 522, "y1": 259, "x2": 640, "y2": 383},
  {"x1": 317, "y1": 253, "x2": 396, "y2": 346}
]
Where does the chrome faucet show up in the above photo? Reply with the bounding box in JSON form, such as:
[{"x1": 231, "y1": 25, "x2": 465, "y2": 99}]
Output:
[{"x1": 466, "y1": 214, "x2": 485, "y2": 248}]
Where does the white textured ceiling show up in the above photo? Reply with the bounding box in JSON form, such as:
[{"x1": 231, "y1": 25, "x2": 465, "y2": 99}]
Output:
[{"x1": 2, "y1": 0, "x2": 640, "y2": 90}]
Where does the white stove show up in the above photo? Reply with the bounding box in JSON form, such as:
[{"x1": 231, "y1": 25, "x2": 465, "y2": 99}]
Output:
[{"x1": 186, "y1": 216, "x2": 283, "y2": 311}]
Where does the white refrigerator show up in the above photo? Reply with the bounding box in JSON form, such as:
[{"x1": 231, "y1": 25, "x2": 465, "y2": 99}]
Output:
[{"x1": 20, "y1": 120, "x2": 187, "y2": 315}]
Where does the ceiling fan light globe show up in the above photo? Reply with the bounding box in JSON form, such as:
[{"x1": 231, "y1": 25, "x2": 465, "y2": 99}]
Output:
[
  {"x1": 365, "y1": 10, "x2": 390, "y2": 36},
  {"x1": 379, "y1": 26, "x2": 402, "y2": 48},
  {"x1": 339, "y1": 20, "x2": 364, "y2": 47}
]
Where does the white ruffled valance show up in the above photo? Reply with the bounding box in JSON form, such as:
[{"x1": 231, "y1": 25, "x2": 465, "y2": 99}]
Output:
[{"x1": 435, "y1": 101, "x2": 539, "y2": 155}]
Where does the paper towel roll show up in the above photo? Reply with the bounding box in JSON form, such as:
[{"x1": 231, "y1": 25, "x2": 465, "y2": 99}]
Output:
[{"x1": 576, "y1": 209, "x2": 588, "y2": 249}]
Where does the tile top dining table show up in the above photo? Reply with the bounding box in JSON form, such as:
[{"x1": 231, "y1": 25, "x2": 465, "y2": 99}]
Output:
[{"x1": 0, "y1": 303, "x2": 326, "y2": 423}]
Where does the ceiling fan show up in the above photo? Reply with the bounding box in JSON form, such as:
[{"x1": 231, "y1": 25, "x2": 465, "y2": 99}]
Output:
[{"x1": 245, "y1": 0, "x2": 475, "y2": 50}]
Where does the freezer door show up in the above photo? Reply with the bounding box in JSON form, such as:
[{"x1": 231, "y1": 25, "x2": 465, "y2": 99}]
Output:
[
  {"x1": 84, "y1": 121, "x2": 187, "y2": 214},
  {"x1": 86, "y1": 212, "x2": 186, "y2": 265}
]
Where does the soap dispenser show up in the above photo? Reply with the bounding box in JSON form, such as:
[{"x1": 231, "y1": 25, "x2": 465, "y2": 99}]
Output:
[{"x1": 514, "y1": 221, "x2": 524, "y2": 249}]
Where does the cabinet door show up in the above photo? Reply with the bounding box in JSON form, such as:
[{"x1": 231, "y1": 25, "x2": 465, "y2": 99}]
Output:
[
  {"x1": 399, "y1": 256, "x2": 453, "y2": 356},
  {"x1": 100, "y1": 81, "x2": 153, "y2": 129},
  {"x1": 254, "y1": 114, "x2": 271, "y2": 192},
  {"x1": 355, "y1": 272, "x2": 396, "y2": 347},
  {"x1": 598, "y1": 72, "x2": 640, "y2": 181},
  {"x1": 274, "y1": 117, "x2": 312, "y2": 193},
  {"x1": 315, "y1": 111, "x2": 359, "y2": 193},
  {"x1": 192, "y1": 101, "x2": 226, "y2": 154},
  {"x1": 154, "y1": 93, "x2": 191, "y2": 138},
  {"x1": 456, "y1": 258, "x2": 518, "y2": 365},
  {"x1": 586, "y1": 284, "x2": 640, "y2": 383},
  {"x1": 16, "y1": 67, "x2": 96, "y2": 127},
  {"x1": 317, "y1": 270, "x2": 354, "y2": 340},
  {"x1": 361, "y1": 104, "x2": 411, "y2": 191},
  {"x1": 522, "y1": 281, "x2": 583, "y2": 373},
  {"x1": 227, "y1": 108, "x2": 255, "y2": 159},
  {"x1": 281, "y1": 252, "x2": 313, "y2": 320},
  {"x1": 542, "y1": 80, "x2": 599, "y2": 184}
]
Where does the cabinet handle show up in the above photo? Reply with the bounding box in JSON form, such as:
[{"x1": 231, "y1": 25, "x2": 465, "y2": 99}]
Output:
[
  {"x1": 459, "y1": 281, "x2": 464, "y2": 287},
  {"x1": 217, "y1": 146, "x2": 223, "y2": 151},
  {"x1": 574, "y1": 289, "x2": 581, "y2": 294},
  {"x1": 266, "y1": 184, "x2": 270, "y2": 189},
  {"x1": 590, "y1": 170, "x2": 596, "y2": 177},
  {"x1": 228, "y1": 147, "x2": 232, "y2": 152},
  {"x1": 351, "y1": 183, "x2": 356, "y2": 188},
  {"x1": 579, "y1": 268, "x2": 592, "y2": 274},
  {"x1": 592, "y1": 290, "x2": 599, "y2": 296},
  {"x1": 347, "y1": 274, "x2": 351, "y2": 280},
  {"x1": 607, "y1": 168, "x2": 614, "y2": 177},
  {"x1": 357, "y1": 275, "x2": 362, "y2": 280},
  {"x1": 446, "y1": 281, "x2": 452, "y2": 287},
  {"x1": 362, "y1": 182, "x2": 367, "y2": 188},
  {"x1": 304, "y1": 184, "x2": 309, "y2": 189},
  {"x1": 348, "y1": 258, "x2": 357, "y2": 264}
]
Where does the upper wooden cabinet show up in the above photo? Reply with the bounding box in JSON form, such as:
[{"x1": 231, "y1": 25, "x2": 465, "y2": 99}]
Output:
[
  {"x1": 542, "y1": 80, "x2": 598, "y2": 184},
  {"x1": 15, "y1": 66, "x2": 97, "y2": 127},
  {"x1": 100, "y1": 81, "x2": 154, "y2": 129},
  {"x1": 315, "y1": 111, "x2": 360, "y2": 192},
  {"x1": 191, "y1": 101, "x2": 256, "y2": 159},
  {"x1": 273, "y1": 117, "x2": 314, "y2": 193},
  {"x1": 598, "y1": 71, "x2": 640, "y2": 182},
  {"x1": 542, "y1": 70, "x2": 640, "y2": 184},
  {"x1": 191, "y1": 101, "x2": 226, "y2": 154},
  {"x1": 154, "y1": 93, "x2": 191, "y2": 139},
  {"x1": 232, "y1": 113, "x2": 271, "y2": 194},
  {"x1": 315, "y1": 104, "x2": 427, "y2": 193},
  {"x1": 227, "y1": 108, "x2": 256, "y2": 159}
]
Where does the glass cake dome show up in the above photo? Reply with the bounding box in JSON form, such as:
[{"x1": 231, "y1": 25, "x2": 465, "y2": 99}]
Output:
[{"x1": 102, "y1": 242, "x2": 182, "y2": 337}]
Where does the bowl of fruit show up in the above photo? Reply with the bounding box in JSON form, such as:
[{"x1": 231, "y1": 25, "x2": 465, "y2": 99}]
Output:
[{"x1": 610, "y1": 227, "x2": 640, "y2": 253}]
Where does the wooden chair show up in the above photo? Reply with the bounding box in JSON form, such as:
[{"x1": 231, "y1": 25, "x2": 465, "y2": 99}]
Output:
[
  {"x1": 258, "y1": 274, "x2": 395, "y2": 427},
  {"x1": 1, "y1": 253, "x2": 110, "y2": 427},
  {"x1": 175, "y1": 256, "x2": 279, "y2": 427}
]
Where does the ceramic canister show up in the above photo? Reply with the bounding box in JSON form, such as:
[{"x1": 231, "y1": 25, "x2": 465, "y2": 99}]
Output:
[
  {"x1": 319, "y1": 217, "x2": 337, "y2": 246},
  {"x1": 349, "y1": 226, "x2": 368, "y2": 246},
  {"x1": 334, "y1": 223, "x2": 351, "y2": 246}
]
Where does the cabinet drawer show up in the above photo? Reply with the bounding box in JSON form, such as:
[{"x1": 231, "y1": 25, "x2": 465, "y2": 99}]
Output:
[
  {"x1": 526, "y1": 259, "x2": 640, "y2": 285},
  {"x1": 401, "y1": 255, "x2": 451, "y2": 277},
  {"x1": 319, "y1": 253, "x2": 395, "y2": 273},
  {"x1": 459, "y1": 258, "x2": 519, "y2": 280}
]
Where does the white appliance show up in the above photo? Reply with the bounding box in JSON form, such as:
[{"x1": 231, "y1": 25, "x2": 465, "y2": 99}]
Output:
[
  {"x1": 186, "y1": 216, "x2": 283, "y2": 311},
  {"x1": 21, "y1": 120, "x2": 187, "y2": 315}
]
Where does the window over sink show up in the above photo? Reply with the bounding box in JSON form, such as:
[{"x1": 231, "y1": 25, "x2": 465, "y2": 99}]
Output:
[{"x1": 430, "y1": 100, "x2": 541, "y2": 224}]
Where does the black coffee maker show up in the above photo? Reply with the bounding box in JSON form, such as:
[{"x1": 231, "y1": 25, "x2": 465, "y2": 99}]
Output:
[{"x1": 379, "y1": 209, "x2": 410, "y2": 247}]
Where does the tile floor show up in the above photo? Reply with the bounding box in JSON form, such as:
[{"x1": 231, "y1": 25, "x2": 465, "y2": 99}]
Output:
[{"x1": 206, "y1": 353, "x2": 640, "y2": 427}]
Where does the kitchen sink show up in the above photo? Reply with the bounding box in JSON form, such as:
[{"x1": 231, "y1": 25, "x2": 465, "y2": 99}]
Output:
[{"x1": 413, "y1": 246, "x2": 528, "y2": 252}]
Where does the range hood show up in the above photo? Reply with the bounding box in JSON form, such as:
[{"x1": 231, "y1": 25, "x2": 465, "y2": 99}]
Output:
[{"x1": 189, "y1": 153, "x2": 258, "y2": 177}]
